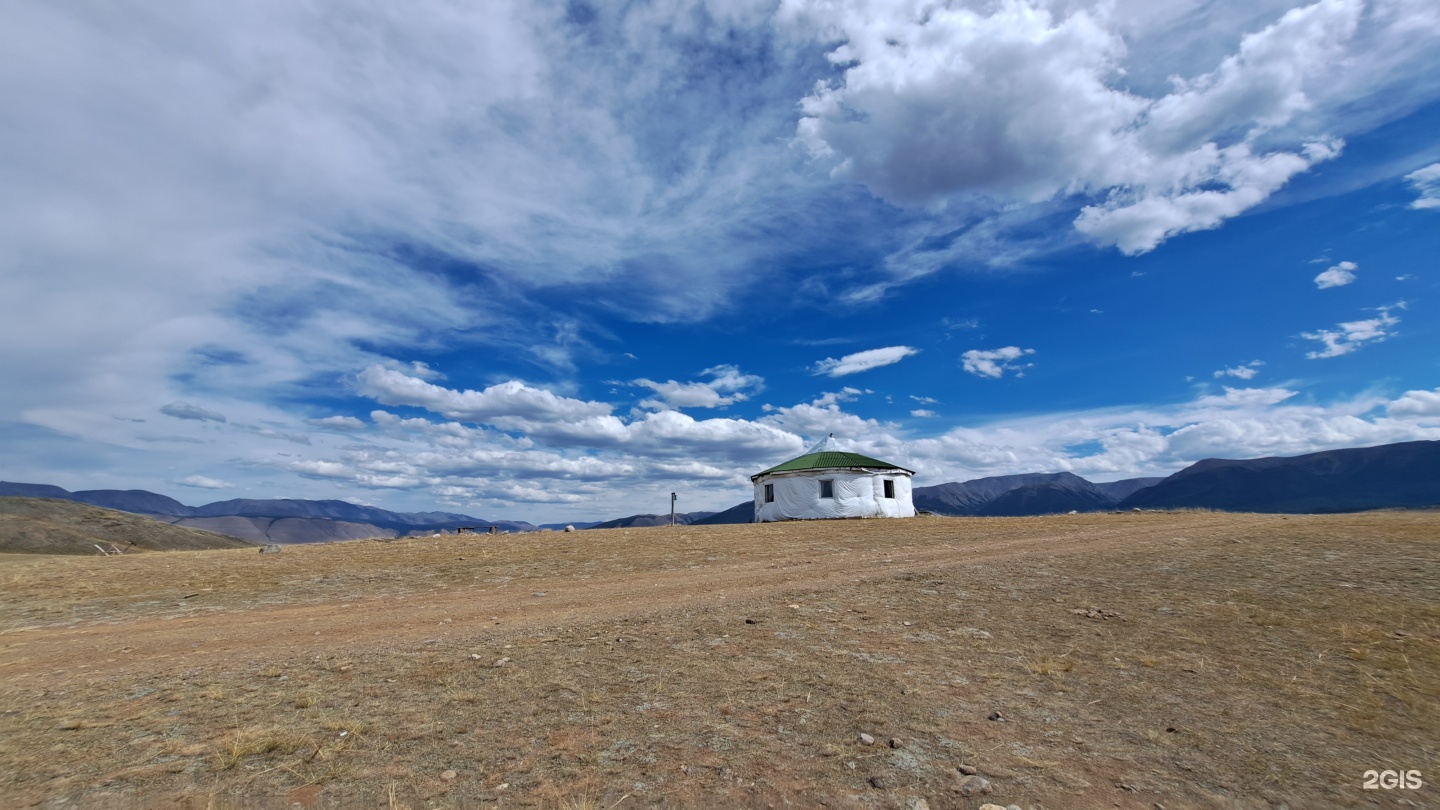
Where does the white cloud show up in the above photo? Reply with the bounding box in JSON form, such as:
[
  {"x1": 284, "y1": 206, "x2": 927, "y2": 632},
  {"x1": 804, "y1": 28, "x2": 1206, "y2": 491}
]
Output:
[
  {"x1": 758, "y1": 401, "x2": 895, "y2": 445},
  {"x1": 1314, "y1": 260, "x2": 1357, "y2": 288},
  {"x1": 306, "y1": 415, "x2": 367, "y2": 431},
  {"x1": 633, "y1": 365, "x2": 763, "y2": 411},
  {"x1": 160, "y1": 402, "x2": 228, "y2": 423},
  {"x1": 910, "y1": 395, "x2": 938, "y2": 404},
  {"x1": 1406, "y1": 162, "x2": 1440, "y2": 209},
  {"x1": 1195, "y1": 386, "x2": 1298, "y2": 408},
  {"x1": 354, "y1": 367, "x2": 801, "y2": 462},
  {"x1": 176, "y1": 475, "x2": 234, "y2": 489},
  {"x1": 1301, "y1": 302, "x2": 1404, "y2": 358},
  {"x1": 885, "y1": 385, "x2": 1440, "y2": 486},
  {"x1": 962, "y1": 347, "x2": 1036, "y2": 379},
  {"x1": 810, "y1": 387, "x2": 868, "y2": 408},
  {"x1": 910, "y1": 409, "x2": 938, "y2": 418},
  {"x1": 812, "y1": 346, "x2": 919, "y2": 377},
  {"x1": 1214, "y1": 360, "x2": 1264, "y2": 380},
  {"x1": 1387, "y1": 387, "x2": 1440, "y2": 417},
  {"x1": 787, "y1": 0, "x2": 1366, "y2": 255},
  {"x1": 356, "y1": 365, "x2": 612, "y2": 425}
]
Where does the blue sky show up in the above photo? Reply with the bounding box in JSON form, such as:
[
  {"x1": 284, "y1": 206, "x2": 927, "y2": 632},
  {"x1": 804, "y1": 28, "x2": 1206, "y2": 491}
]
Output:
[{"x1": 2, "y1": 0, "x2": 1438, "y2": 523}]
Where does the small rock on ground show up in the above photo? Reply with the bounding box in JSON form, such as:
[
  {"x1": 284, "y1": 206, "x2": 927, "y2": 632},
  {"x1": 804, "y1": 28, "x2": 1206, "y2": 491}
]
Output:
[
  {"x1": 905, "y1": 799, "x2": 931, "y2": 810},
  {"x1": 858, "y1": 732, "x2": 876, "y2": 745},
  {"x1": 958, "y1": 763, "x2": 978, "y2": 775},
  {"x1": 954, "y1": 775, "x2": 993, "y2": 796},
  {"x1": 440, "y1": 770, "x2": 457, "y2": 781}
]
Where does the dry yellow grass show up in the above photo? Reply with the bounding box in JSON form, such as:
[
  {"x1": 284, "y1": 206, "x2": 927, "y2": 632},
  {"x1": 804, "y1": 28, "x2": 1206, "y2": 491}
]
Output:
[{"x1": 1, "y1": 510, "x2": 1436, "y2": 808}]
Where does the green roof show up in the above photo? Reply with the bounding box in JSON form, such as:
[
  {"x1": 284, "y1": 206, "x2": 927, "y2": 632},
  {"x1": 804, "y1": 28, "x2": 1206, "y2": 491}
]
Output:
[{"x1": 752, "y1": 451, "x2": 914, "y2": 481}]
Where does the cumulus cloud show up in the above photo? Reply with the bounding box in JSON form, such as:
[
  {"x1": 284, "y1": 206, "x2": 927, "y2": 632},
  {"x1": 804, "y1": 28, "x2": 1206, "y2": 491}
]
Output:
[
  {"x1": 887, "y1": 385, "x2": 1440, "y2": 486},
  {"x1": 812, "y1": 346, "x2": 919, "y2": 377},
  {"x1": 1387, "y1": 387, "x2": 1440, "y2": 417},
  {"x1": 961, "y1": 347, "x2": 1036, "y2": 379},
  {"x1": 810, "y1": 387, "x2": 869, "y2": 407},
  {"x1": 633, "y1": 365, "x2": 763, "y2": 411},
  {"x1": 910, "y1": 409, "x2": 938, "y2": 418},
  {"x1": 357, "y1": 365, "x2": 612, "y2": 425},
  {"x1": 1301, "y1": 303, "x2": 1404, "y2": 358},
  {"x1": 176, "y1": 475, "x2": 233, "y2": 489},
  {"x1": 160, "y1": 402, "x2": 227, "y2": 423},
  {"x1": 1314, "y1": 261, "x2": 1358, "y2": 288},
  {"x1": 788, "y1": 0, "x2": 1369, "y2": 255},
  {"x1": 1406, "y1": 162, "x2": 1440, "y2": 209},
  {"x1": 1214, "y1": 360, "x2": 1264, "y2": 380},
  {"x1": 354, "y1": 366, "x2": 801, "y2": 461}
]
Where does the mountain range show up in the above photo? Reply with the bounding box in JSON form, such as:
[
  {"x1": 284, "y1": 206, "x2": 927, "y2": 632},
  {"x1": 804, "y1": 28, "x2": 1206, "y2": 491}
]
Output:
[
  {"x1": 0, "y1": 483, "x2": 537, "y2": 545},
  {"x1": 658, "y1": 440, "x2": 1440, "y2": 524},
  {"x1": 1117, "y1": 440, "x2": 1440, "y2": 513},
  {"x1": 4, "y1": 440, "x2": 1435, "y2": 545}
]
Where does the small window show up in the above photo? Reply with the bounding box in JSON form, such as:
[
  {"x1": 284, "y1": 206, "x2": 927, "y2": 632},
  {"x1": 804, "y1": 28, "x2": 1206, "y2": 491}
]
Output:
[
  {"x1": 764, "y1": 483, "x2": 775, "y2": 503},
  {"x1": 883, "y1": 479, "x2": 895, "y2": 499},
  {"x1": 819, "y1": 479, "x2": 834, "y2": 499}
]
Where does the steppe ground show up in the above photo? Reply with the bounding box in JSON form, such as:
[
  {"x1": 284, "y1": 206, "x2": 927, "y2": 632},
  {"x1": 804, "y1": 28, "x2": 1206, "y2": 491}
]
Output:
[{"x1": 1, "y1": 511, "x2": 1436, "y2": 809}]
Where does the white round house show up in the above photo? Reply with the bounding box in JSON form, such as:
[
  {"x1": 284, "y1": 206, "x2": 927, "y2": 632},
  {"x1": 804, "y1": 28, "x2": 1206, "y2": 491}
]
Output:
[{"x1": 751, "y1": 436, "x2": 916, "y2": 522}]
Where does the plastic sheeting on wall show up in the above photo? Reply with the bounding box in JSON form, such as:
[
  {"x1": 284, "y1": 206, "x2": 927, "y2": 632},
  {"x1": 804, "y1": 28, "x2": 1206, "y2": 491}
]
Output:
[{"x1": 753, "y1": 469, "x2": 914, "y2": 522}]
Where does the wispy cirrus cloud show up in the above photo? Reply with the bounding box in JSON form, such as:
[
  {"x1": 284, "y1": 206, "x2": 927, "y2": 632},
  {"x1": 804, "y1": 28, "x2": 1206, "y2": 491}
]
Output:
[
  {"x1": 812, "y1": 346, "x2": 919, "y2": 377},
  {"x1": 1407, "y1": 163, "x2": 1440, "y2": 209}
]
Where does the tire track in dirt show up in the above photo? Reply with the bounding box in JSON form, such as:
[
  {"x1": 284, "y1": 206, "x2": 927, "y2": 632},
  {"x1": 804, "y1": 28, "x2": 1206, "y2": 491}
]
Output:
[{"x1": 0, "y1": 514, "x2": 1285, "y2": 686}]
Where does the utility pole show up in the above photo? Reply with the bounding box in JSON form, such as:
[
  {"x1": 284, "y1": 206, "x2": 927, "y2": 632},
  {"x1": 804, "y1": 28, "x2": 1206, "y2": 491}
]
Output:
[{"x1": 670, "y1": 492, "x2": 677, "y2": 527}]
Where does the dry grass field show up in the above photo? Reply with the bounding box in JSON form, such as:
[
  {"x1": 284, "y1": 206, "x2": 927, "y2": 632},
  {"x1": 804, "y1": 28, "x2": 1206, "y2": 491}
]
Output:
[{"x1": 1, "y1": 510, "x2": 1436, "y2": 809}]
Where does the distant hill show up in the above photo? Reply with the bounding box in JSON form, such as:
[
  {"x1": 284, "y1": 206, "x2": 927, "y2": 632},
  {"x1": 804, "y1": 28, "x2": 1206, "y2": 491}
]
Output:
[
  {"x1": 71, "y1": 488, "x2": 196, "y2": 516},
  {"x1": 147, "y1": 515, "x2": 403, "y2": 544},
  {"x1": 0, "y1": 483, "x2": 536, "y2": 543},
  {"x1": 1094, "y1": 477, "x2": 1167, "y2": 501},
  {"x1": 975, "y1": 474, "x2": 1117, "y2": 517},
  {"x1": 538, "y1": 521, "x2": 602, "y2": 531},
  {"x1": 1119, "y1": 441, "x2": 1440, "y2": 513},
  {"x1": 913, "y1": 472, "x2": 1162, "y2": 517},
  {"x1": 692, "y1": 501, "x2": 755, "y2": 525},
  {"x1": 589, "y1": 511, "x2": 717, "y2": 529},
  {"x1": 0, "y1": 497, "x2": 257, "y2": 555}
]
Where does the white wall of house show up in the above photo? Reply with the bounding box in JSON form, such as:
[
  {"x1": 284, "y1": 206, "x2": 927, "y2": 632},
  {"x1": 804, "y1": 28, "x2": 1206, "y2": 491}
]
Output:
[{"x1": 753, "y1": 469, "x2": 914, "y2": 522}]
